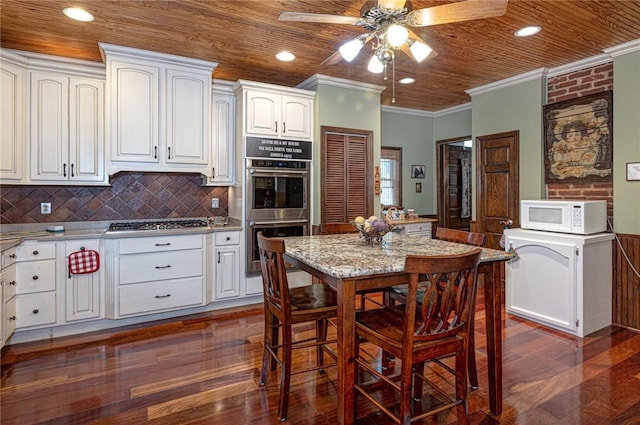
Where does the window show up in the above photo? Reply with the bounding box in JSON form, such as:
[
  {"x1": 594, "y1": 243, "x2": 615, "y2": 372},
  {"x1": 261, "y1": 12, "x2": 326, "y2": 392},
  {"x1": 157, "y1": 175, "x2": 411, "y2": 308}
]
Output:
[{"x1": 380, "y1": 147, "x2": 402, "y2": 207}]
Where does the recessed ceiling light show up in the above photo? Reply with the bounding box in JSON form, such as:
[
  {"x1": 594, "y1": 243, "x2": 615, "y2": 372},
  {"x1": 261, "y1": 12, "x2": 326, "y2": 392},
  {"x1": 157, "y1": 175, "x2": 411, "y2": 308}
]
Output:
[
  {"x1": 63, "y1": 7, "x2": 94, "y2": 22},
  {"x1": 514, "y1": 25, "x2": 542, "y2": 37},
  {"x1": 399, "y1": 77, "x2": 415, "y2": 84},
  {"x1": 276, "y1": 51, "x2": 296, "y2": 62}
]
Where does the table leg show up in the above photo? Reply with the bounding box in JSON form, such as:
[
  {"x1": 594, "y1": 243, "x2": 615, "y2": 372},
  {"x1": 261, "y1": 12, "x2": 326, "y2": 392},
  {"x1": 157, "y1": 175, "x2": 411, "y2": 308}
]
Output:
[
  {"x1": 484, "y1": 261, "x2": 503, "y2": 415},
  {"x1": 337, "y1": 279, "x2": 357, "y2": 425}
]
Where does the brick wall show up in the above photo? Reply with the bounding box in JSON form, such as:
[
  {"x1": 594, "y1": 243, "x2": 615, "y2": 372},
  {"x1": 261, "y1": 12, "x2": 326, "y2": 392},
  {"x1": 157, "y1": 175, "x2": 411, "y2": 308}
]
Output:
[{"x1": 546, "y1": 62, "x2": 614, "y2": 224}]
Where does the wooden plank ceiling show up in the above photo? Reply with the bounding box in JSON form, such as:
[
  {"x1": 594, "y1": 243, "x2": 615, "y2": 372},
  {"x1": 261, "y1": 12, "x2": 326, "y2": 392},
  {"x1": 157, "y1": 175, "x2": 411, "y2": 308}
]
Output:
[{"x1": 2, "y1": 1, "x2": 640, "y2": 112}]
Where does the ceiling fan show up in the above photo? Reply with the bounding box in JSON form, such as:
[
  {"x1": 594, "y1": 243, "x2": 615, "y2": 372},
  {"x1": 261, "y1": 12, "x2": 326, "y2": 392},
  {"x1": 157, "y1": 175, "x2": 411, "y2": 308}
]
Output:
[{"x1": 279, "y1": 0, "x2": 508, "y2": 101}]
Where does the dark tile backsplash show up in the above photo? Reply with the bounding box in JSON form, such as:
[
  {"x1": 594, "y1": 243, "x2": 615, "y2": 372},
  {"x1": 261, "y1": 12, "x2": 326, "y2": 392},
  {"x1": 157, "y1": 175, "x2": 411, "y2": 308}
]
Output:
[{"x1": 0, "y1": 172, "x2": 229, "y2": 224}]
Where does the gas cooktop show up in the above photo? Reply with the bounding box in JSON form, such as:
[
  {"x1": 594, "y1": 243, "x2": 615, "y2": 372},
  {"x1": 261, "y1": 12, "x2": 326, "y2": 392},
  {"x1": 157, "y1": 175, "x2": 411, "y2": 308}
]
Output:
[{"x1": 107, "y1": 219, "x2": 209, "y2": 233}]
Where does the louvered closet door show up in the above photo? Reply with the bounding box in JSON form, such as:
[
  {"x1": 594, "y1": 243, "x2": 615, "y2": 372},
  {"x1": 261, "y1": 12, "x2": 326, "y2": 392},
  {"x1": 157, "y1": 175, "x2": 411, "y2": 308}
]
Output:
[{"x1": 321, "y1": 128, "x2": 373, "y2": 223}]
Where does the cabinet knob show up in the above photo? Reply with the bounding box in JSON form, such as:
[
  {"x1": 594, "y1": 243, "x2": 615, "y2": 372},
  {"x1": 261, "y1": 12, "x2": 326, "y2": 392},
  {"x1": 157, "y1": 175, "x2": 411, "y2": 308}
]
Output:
[
  {"x1": 9, "y1": 280, "x2": 16, "y2": 286},
  {"x1": 32, "y1": 309, "x2": 39, "y2": 314},
  {"x1": 226, "y1": 236, "x2": 231, "y2": 241},
  {"x1": 32, "y1": 275, "x2": 39, "y2": 280},
  {"x1": 9, "y1": 316, "x2": 16, "y2": 321},
  {"x1": 33, "y1": 250, "x2": 39, "y2": 255},
  {"x1": 9, "y1": 253, "x2": 16, "y2": 259}
]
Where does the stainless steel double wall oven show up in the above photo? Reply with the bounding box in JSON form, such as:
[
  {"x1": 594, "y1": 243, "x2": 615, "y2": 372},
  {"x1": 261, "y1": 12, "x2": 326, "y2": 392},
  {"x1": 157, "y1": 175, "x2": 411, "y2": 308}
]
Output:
[{"x1": 245, "y1": 159, "x2": 310, "y2": 273}]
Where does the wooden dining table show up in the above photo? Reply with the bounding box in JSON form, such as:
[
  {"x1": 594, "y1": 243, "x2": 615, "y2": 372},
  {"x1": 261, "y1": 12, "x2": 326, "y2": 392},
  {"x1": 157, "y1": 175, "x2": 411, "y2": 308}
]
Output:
[{"x1": 283, "y1": 232, "x2": 515, "y2": 425}]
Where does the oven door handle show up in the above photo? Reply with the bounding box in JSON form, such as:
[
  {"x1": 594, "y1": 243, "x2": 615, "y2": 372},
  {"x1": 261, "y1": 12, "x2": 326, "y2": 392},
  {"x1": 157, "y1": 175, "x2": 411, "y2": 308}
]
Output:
[
  {"x1": 249, "y1": 169, "x2": 308, "y2": 176},
  {"x1": 250, "y1": 219, "x2": 309, "y2": 227}
]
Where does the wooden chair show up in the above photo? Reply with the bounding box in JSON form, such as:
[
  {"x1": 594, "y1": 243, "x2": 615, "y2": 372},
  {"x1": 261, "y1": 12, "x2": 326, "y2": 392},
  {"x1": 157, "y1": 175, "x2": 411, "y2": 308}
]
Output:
[
  {"x1": 386, "y1": 227, "x2": 487, "y2": 387},
  {"x1": 256, "y1": 232, "x2": 337, "y2": 421},
  {"x1": 354, "y1": 249, "x2": 482, "y2": 425}
]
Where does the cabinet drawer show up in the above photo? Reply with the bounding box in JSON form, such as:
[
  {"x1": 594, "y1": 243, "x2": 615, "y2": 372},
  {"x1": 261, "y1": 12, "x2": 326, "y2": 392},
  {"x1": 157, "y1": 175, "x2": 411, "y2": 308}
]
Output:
[
  {"x1": 215, "y1": 231, "x2": 240, "y2": 246},
  {"x1": 2, "y1": 264, "x2": 17, "y2": 301},
  {"x1": 16, "y1": 292, "x2": 56, "y2": 328},
  {"x1": 16, "y1": 259, "x2": 56, "y2": 293},
  {"x1": 118, "y1": 277, "x2": 204, "y2": 316},
  {"x1": 119, "y1": 249, "x2": 203, "y2": 284},
  {"x1": 16, "y1": 243, "x2": 56, "y2": 261},
  {"x1": 2, "y1": 247, "x2": 17, "y2": 268},
  {"x1": 119, "y1": 234, "x2": 203, "y2": 254}
]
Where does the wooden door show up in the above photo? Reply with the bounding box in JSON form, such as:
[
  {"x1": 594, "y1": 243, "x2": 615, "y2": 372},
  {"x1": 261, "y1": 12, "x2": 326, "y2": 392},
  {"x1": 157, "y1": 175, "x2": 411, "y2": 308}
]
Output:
[
  {"x1": 444, "y1": 144, "x2": 472, "y2": 230},
  {"x1": 475, "y1": 131, "x2": 519, "y2": 250},
  {"x1": 320, "y1": 126, "x2": 373, "y2": 223}
]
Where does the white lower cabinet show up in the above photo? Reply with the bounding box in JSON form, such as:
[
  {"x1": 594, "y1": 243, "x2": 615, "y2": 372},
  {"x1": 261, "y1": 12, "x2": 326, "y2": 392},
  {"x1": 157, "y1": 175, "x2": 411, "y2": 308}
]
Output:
[
  {"x1": 394, "y1": 221, "x2": 432, "y2": 238},
  {"x1": 64, "y1": 240, "x2": 103, "y2": 322},
  {"x1": 15, "y1": 242, "x2": 57, "y2": 329},
  {"x1": 108, "y1": 234, "x2": 206, "y2": 318},
  {"x1": 1, "y1": 246, "x2": 18, "y2": 348},
  {"x1": 213, "y1": 231, "x2": 240, "y2": 300}
]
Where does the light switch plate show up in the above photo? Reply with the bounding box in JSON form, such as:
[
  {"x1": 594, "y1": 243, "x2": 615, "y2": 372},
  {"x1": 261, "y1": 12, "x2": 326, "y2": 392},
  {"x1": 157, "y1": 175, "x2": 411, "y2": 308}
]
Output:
[{"x1": 211, "y1": 198, "x2": 219, "y2": 208}]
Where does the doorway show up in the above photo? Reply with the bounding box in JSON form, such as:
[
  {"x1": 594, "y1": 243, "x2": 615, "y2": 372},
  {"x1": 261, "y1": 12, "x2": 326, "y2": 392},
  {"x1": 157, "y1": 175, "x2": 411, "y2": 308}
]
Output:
[{"x1": 436, "y1": 137, "x2": 473, "y2": 231}]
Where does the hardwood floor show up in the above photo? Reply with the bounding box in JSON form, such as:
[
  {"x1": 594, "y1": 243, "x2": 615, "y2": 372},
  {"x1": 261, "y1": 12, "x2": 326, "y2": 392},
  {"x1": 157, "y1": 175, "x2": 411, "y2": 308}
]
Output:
[{"x1": 2, "y1": 290, "x2": 640, "y2": 425}]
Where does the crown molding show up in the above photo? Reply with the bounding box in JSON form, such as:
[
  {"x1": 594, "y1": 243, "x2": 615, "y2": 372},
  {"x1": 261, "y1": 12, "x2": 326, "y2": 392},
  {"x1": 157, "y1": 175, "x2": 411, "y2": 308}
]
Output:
[
  {"x1": 466, "y1": 68, "x2": 547, "y2": 97},
  {"x1": 298, "y1": 73, "x2": 386, "y2": 94},
  {"x1": 212, "y1": 79, "x2": 234, "y2": 94},
  {"x1": 433, "y1": 102, "x2": 472, "y2": 117},
  {"x1": 603, "y1": 38, "x2": 640, "y2": 57},
  {"x1": 546, "y1": 54, "x2": 611, "y2": 78},
  {"x1": 3, "y1": 48, "x2": 105, "y2": 77},
  {"x1": 381, "y1": 104, "x2": 435, "y2": 117}
]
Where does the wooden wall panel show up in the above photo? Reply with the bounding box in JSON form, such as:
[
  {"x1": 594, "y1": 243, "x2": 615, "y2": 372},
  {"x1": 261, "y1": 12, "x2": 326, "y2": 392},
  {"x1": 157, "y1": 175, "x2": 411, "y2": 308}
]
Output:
[{"x1": 613, "y1": 233, "x2": 640, "y2": 331}]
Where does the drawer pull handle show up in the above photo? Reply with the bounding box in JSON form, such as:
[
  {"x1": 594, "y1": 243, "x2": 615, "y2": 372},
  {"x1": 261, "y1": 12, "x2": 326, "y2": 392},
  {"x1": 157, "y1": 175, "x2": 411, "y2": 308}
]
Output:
[
  {"x1": 9, "y1": 316, "x2": 16, "y2": 321},
  {"x1": 155, "y1": 243, "x2": 171, "y2": 247},
  {"x1": 155, "y1": 265, "x2": 171, "y2": 269},
  {"x1": 32, "y1": 309, "x2": 39, "y2": 314},
  {"x1": 33, "y1": 250, "x2": 39, "y2": 255},
  {"x1": 32, "y1": 275, "x2": 39, "y2": 280},
  {"x1": 218, "y1": 252, "x2": 221, "y2": 263},
  {"x1": 155, "y1": 294, "x2": 171, "y2": 299},
  {"x1": 9, "y1": 253, "x2": 16, "y2": 259}
]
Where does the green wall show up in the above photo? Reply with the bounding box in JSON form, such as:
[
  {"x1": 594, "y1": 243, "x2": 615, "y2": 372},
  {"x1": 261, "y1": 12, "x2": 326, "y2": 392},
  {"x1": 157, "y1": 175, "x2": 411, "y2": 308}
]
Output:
[{"x1": 612, "y1": 50, "x2": 640, "y2": 234}]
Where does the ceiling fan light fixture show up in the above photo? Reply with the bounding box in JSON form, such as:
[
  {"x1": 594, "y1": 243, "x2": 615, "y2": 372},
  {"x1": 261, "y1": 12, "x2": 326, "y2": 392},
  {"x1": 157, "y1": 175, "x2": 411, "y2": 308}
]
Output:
[
  {"x1": 62, "y1": 7, "x2": 94, "y2": 22},
  {"x1": 408, "y1": 39, "x2": 432, "y2": 63},
  {"x1": 368, "y1": 54, "x2": 384, "y2": 73},
  {"x1": 339, "y1": 37, "x2": 365, "y2": 62},
  {"x1": 386, "y1": 24, "x2": 409, "y2": 47}
]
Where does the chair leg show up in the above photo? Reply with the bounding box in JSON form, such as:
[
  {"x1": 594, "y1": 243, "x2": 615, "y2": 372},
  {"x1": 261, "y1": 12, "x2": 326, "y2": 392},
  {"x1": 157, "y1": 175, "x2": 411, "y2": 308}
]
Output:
[
  {"x1": 270, "y1": 316, "x2": 280, "y2": 371},
  {"x1": 455, "y1": 351, "x2": 470, "y2": 425},
  {"x1": 261, "y1": 312, "x2": 275, "y2": 385},
  {"x1": 468, "y1": 326, "x2": 478, "y2": 389},
  {"x1": 316, "y1": 318, "x2": 327, "y2": 369},
  {"x1": 399, "y1": 357, "x2": 414, "y2": 425},
  {"x1": 413, "y1": 361, "x2": 425, "y2": 401},
  {"x1": 278, "y1": 323, "x2": 293, "y2": 421}
]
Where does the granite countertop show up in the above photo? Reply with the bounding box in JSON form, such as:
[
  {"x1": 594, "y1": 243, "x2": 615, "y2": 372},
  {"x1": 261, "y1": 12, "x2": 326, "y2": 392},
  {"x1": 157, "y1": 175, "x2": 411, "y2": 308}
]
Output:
[
  {"x1": 0, "y1": 218, "x2": 243, "y2": 248},
  {"x1": 284, "y1": 232, "x2": 514, "y2": 279}
]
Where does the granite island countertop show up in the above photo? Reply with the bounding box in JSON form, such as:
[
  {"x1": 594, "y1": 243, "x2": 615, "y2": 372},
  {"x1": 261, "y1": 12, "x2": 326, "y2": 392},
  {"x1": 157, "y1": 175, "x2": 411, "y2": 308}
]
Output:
[{"x1": 283, "y1": 232, "x2": 514, "y2": 279}]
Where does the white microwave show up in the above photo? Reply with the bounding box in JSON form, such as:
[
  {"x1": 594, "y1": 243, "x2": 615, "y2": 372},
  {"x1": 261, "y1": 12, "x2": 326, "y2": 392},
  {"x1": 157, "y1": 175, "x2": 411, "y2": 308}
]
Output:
[{"x1": 520, "y1": 200, "x2": 607, "y2": 234}]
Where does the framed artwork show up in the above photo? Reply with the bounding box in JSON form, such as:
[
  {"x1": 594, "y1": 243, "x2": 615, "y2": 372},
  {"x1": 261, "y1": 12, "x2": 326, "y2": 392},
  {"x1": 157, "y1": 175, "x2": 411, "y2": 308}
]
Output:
[
  {"x1": 627, "y1": 162, "x2": 640, "y2": 181},
  {"x1": 415, "y1": 182, "x2": 422, "y2": 193},
  {"x1": 411, "y1": 164, "x2": 425, "y2": 179},
  {"x1": 543, "y1": 91, "x2": 613, "y2": 183}
]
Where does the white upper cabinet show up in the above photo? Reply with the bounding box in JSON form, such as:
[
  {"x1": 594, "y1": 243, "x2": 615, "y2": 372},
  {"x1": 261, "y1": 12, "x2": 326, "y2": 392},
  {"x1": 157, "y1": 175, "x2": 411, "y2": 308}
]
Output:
[
  {"x1": 203, "y1": 82, "x2": 235, "y2": 185},
  {"x1": 29, "y1": 72, "x2": 105, "y2": 183},
  {"x1": 0, "y1": 50, "x2": 26, "y2": 182},
  {"x1": 236, "y1": 80, "x2": 314, "y2": 141},
  {"x1": 100, "y1": 43, "x2": 218, "y2": 175}
]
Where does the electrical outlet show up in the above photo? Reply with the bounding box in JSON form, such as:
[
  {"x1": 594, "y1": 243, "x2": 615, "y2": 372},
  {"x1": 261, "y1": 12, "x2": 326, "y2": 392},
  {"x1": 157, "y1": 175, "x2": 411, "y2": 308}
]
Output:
[
  {"x1": 41, "y1": 202, "x2": 52, "y2": 214},
  {"x1": 211, "y1": 198, "x2": 219, "y2": 208}
]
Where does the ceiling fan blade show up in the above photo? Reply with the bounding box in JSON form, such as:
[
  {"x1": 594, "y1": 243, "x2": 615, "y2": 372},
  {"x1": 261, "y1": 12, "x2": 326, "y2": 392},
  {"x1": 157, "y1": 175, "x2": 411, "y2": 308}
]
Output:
[
  {"x1": 279, "y1": 12, "x2": 362, "y2": 25},
  {"x1": 406, "y1": 0, "x2": 508, "y2": 27},
  {"x1": 401, "y1": 29, "x2": 438, "y2": 63},
  {"x1": 378, "y1": 0, "x2": 407, "y2": 10},
  {"x1": 321, "y1": 50, "x2": 344, "y2": 66}
]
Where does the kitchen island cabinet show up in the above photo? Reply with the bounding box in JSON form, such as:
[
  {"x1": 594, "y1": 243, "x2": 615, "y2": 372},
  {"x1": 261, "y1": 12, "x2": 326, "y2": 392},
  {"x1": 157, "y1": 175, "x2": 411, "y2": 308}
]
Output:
[{"x1": 389, "y1": 218, "x2": 436, "y2": 238}]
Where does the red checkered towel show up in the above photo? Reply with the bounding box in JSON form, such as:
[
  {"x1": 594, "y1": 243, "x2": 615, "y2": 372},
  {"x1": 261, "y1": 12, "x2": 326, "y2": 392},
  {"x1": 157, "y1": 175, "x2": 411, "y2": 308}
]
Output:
[{"x1": 68, "y1": 249, "x2": 100, "y2": 274}]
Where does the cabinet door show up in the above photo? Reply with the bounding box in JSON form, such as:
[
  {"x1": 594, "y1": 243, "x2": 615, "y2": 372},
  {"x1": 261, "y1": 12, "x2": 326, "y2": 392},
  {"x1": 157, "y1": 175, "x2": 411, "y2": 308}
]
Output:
[
  {"x1": 65, "y1": 240, "x2": 102, "y2": 322},
  {"x1": 29, "y1": 72, "x2": 69, "y2": 181},
  {"x1": 109, "y1": 60, "x2": 159, "y2": 163},
  {"x1": 281, "y1": 95, "x2": 312, "y2": 140},
  {"x1": 209, "y1": 92, "x2": 234, "y2": 184},
  {"x1": 505, "y1": 237, "x2": 577, "y2": 333},
  {"x1": 245, "y1": 90, "x2": 279, "y2": 136},
  {"x1": 0, "y1": 59, "x2": 25, "y2": 181},
  {"x1": 69, "y1": 77, "x2": 105, "y2": 182},
  {"x1": 215, "y1": 246, "x2": 240, "y2": 299},
  {"x1": 166, "y1": 68, "x2": 210, "y2": 165}
]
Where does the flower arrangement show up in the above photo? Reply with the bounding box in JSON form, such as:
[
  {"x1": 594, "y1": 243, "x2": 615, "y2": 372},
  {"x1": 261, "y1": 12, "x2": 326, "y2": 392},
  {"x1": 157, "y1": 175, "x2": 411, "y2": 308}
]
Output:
[{"x1": 352, "y1": 216, "x2": 395, "y2": 245}]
